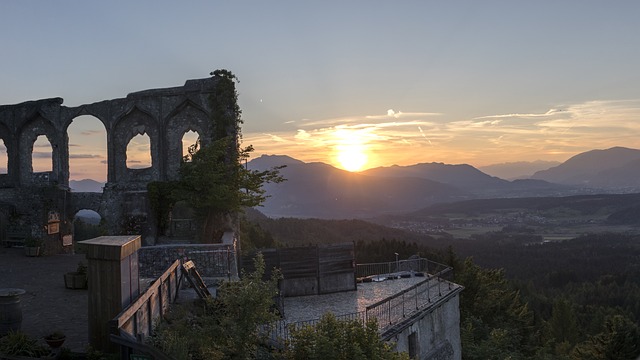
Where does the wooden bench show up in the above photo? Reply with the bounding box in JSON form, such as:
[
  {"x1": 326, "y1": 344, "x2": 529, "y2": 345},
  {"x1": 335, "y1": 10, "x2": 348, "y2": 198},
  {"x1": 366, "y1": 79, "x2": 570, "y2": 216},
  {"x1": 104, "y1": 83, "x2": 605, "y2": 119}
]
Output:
[{"x1": 2, "y1": 231, "x2": 28, "y2": 247}]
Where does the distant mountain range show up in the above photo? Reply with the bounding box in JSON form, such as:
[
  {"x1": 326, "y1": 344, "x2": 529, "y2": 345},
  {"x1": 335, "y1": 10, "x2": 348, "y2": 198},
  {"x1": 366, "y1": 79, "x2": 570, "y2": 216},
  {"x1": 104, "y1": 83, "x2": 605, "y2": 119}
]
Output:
[
  {"x1": 530, "y1": 147, "x2": 640, "y2": 190},
  {"x1": 249, "y1": 147, "x2": 640, "y2": 219},
  {"x1": 69, "y1": 179, "x2": 104, "y2": 192},
  {"x1": 479, "y1": 160, "x2": 561, "y2": 180},
  {"x1": 249, "y1": 155, "x2": 571, "y2": 219},
  {"x1": 67, "y1": 146, "x2": 640, "y2": 219}
]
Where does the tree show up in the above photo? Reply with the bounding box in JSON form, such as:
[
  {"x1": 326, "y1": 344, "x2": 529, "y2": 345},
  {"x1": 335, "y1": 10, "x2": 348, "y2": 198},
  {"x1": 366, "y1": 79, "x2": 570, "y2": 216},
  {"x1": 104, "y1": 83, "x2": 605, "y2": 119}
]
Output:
[
  {"x1": 571, "y1": 315, "x2": 640, "y2": 360},
  {"x1": 456, "y1": 258, "x2": 537, "y2": 359},
  {"x1": 149, "y1": 253, "x2": 281, "y2": 359},
  {"x1": 285, "y1": 313, "x2": 409, "y2": 360},
  {"x1": 150, "y1": 70, "x2": 285, "y2": 243}
]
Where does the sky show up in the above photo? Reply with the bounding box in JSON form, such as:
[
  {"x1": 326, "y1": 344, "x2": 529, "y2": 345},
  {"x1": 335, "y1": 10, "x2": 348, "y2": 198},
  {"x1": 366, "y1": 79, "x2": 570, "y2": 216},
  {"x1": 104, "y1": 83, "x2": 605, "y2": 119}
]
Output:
[{"x1": 3, "y1": 1, "x2": 640, "y2": 180}]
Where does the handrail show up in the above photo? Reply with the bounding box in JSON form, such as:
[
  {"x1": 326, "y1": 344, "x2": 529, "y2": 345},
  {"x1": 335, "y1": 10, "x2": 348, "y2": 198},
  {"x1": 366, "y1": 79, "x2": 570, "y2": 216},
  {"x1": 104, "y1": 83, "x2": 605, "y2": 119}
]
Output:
[{"x1": 110, "y1": 259, "x2": 182, "y2": 339}]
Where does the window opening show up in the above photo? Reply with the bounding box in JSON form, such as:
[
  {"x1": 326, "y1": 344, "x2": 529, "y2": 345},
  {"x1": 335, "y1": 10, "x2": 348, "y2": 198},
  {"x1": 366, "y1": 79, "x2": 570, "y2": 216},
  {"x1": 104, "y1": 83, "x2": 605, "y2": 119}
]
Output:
[
  {"x1": 32, "y1": 135, "x2": 52, "y2": 172},
  {"x1": 126, "y1": 133, "x2": 152, "y2": 169}
]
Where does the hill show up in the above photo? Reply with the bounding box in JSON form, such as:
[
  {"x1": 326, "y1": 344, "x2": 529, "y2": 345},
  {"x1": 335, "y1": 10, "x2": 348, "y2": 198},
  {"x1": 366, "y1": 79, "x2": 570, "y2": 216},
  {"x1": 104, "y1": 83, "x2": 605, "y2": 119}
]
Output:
[
  {"x1": 244, "y1": 208, "x2": 427, "y2": 246},
  {"x1": 530, "y1": 146, "x2": 640, "y2": 190},
  {"x1": 249, "y1": 155, "x2": 466, "y2": 219},
  {"x1": 69, "y1": 179, "x2": 105, "y2": 192},
  {"x1": 249, "y1": 155, "x2": 573, "y2": 219},
  {"x1": 479, "y1": 160, "x2": 560, "y2": 180}
]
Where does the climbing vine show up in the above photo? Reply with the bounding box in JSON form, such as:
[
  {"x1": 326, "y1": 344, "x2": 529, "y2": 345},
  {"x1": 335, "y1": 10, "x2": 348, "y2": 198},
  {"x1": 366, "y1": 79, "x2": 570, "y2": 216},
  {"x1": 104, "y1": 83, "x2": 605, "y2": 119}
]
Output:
[{"x1": 147, "y1": 70, "x2": 285, "y2": 242}]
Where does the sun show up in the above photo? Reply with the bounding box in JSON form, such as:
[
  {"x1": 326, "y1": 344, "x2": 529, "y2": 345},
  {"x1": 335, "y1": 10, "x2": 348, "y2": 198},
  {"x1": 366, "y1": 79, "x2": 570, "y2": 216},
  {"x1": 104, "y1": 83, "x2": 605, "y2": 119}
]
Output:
[{"x1": 337, "y1": 144, "x2": 368, "y2": 172}]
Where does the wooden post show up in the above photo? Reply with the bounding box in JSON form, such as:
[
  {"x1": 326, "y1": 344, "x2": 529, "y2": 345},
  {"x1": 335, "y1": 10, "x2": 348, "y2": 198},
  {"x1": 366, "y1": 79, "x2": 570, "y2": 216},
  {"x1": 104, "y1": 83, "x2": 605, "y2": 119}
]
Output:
[{"x1": 79, "y1": 235, "x2": 141, "y2": 353}]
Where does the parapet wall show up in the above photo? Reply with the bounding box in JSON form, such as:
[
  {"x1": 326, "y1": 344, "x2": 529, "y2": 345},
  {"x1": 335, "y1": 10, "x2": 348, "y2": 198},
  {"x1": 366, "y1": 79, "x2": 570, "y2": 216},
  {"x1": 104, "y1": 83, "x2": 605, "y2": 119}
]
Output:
[{"x1": 138, "y1": 243, "x2": 237, "y2": 279}]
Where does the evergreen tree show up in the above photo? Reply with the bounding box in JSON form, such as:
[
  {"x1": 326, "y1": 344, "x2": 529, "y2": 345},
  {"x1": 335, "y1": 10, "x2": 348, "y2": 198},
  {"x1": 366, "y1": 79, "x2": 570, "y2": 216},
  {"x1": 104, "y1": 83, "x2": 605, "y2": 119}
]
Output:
[{"x1": 572, "y1": 315, "x2": 640, "y2": 360}]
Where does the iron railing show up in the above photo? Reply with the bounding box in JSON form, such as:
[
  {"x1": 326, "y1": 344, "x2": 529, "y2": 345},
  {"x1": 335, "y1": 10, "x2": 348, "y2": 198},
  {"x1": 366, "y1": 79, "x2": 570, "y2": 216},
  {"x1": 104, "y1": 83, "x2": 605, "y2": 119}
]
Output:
[{"x1": 268, "y1": 258, "x2": 455, "y2": 343}]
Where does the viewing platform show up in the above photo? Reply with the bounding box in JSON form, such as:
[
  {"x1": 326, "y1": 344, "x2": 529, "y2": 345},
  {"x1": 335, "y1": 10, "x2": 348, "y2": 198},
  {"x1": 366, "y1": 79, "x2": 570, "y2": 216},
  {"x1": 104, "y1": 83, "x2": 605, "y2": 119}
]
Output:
[{"x1": 273, "y1": 258, "x2": 463, "y2": 341}]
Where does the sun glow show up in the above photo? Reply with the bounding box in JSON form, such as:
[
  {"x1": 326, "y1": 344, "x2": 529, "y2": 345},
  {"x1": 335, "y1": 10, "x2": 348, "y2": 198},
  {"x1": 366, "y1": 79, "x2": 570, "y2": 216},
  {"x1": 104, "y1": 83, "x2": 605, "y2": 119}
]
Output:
[
  {"x1": 333, "y1": 128, "x2": 372, "y2": 172},
  {"x1": 337, "y1": 144, "x2": 368, "y2": 172}
]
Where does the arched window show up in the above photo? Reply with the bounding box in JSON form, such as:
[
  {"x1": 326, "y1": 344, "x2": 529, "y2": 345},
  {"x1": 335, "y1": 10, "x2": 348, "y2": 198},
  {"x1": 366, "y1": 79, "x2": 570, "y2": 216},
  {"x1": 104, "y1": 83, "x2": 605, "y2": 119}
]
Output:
[
  {"x1": 32, "y1": 135, "x2": 52, "y2": 172},
  {"x1": 67, "y1": 115, "x2": 107, "y2": 183},
  {"x1": 73, "y1": 209, "x2": 103, "y2": 242},
  {"x1": 0, "y1": 139, "x2": 7, "y2": 174},
  {"x1": 126, "y1": 134, "x2": 152, "y2": 169},
  {"x1": 182, "y1": 130, "x2": 200, "y2": 161}
]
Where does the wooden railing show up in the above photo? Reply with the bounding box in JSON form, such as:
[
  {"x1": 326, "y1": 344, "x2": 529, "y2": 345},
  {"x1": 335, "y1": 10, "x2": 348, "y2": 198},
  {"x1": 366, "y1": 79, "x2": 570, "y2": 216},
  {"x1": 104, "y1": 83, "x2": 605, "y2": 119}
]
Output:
[{"x1": 109, "y1": 259, "x2": 182, "y2": 358}]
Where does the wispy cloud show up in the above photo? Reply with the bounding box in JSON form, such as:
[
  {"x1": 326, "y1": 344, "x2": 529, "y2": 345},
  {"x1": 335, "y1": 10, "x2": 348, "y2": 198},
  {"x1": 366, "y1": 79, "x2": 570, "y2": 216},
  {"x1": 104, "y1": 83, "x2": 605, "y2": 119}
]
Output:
[
  {"x1": 69, "y1": 154, "x2": 102, "y2": 159},
  {"x1": 32, "y1": 152, "x2": 52, "y2": 158},
  {"x1": 245, "y1": 101, "x2": 640, "y2": 168},
  {"x1": 81, "y1": 130, "x2": 105, "y2": 136}
]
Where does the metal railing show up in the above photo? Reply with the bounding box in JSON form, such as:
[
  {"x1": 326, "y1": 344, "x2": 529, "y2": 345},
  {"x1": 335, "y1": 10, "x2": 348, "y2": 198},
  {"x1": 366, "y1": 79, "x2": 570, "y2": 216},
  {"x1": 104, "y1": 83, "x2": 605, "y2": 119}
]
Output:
[
  {"x1": 268, "y1": 258, "x2": 455, "y2": 343},
  {"x1": 356, "y1": 258, "x2": 451, "y2": 279},
  {"x1": 365, "y1": 270, "x2": 453, "y2": 331}
]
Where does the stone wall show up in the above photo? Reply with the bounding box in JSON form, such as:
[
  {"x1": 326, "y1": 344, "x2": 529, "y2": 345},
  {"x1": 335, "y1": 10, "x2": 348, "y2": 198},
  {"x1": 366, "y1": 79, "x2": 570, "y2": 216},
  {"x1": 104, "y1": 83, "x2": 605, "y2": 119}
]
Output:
[
  {"x1": 138, "y1": 243, "x2": 237, "y2": 279},
  {"x1": 0, "y1": 77, "x2": 234, "y2": 247}
]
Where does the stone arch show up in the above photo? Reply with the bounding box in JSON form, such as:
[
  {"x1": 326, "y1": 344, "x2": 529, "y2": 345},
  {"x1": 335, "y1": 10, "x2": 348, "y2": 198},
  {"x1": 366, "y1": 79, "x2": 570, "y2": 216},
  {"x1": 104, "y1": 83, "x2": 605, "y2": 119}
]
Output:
[
  {"x1": 0, "y1": 123, "x2": 13, "y2": 183},
  {"x1": 65, "y1": 115, "x2": 108, "y2": 183},
  {"x1": 112, "y1": 107, "x2": 160, "y2": 184},
  {"x1": 17, "y1": 114, "x2": 60, "y2": 185},
  {"x1": 165, "y1": 101, "x2": 211, "y2": 180}
]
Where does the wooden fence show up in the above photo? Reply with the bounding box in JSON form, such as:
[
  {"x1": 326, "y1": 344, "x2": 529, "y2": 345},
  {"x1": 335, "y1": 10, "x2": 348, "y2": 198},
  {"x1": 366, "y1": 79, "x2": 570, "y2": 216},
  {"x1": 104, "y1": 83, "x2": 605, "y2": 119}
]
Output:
[{"x1": 243, "y1": 242, "x2": 356, "y2": 296}]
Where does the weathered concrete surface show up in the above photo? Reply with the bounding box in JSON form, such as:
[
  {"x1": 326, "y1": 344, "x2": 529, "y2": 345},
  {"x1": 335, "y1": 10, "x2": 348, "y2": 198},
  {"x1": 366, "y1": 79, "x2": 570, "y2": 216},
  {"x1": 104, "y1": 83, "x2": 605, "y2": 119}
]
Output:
[
  {"x1": 389, "y1": 293, "x2": 462, "y2": 360},
  {"x1": 0, "y1": 77, "x2": 232, "y2": 246}
]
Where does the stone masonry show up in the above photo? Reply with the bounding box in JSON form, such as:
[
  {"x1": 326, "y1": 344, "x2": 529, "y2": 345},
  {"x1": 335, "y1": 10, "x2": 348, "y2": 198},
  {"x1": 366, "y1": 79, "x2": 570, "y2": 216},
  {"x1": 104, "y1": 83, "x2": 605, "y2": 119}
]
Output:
[{"x1": 0, "y1": 77, "x2": 230, "y2": 248}]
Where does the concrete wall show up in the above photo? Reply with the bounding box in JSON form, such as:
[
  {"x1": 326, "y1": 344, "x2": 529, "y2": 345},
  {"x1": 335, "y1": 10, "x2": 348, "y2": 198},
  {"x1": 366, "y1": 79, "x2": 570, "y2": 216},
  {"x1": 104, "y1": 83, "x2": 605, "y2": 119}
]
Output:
[{"x1": 388, "y1": 292, "x2": 462, "y2": 360}]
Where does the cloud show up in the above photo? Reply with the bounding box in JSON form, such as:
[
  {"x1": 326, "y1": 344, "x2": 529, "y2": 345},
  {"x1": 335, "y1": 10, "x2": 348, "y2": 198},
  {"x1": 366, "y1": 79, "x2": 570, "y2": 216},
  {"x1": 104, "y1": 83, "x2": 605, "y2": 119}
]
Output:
[
  {"x1": 32, "y1": 151, "x2": 52, "y2": 158},
  {"x1": 81, "y1": 130, "x2": 105, "y2": 136},
  {"x1": 244, "y1": 99, "x2": 640, "y2": 168},
  {"x1": 69, "y1": 154, "x2": 102, "y2": 159},
  {"x1": 473, "y1": 109, "x2": 564, "y2": 120},
  {"x1": 100, "y1": 160, "x2": 108, "y2": 164},
  {"x1": 387, "y1": 109, "x2": 401, "y2": 118}
]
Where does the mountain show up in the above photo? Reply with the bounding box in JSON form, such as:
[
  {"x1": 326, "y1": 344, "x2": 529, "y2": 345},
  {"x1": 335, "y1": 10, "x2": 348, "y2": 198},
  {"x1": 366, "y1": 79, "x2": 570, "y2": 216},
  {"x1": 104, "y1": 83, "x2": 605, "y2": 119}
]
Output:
[
  {"x1": 530, "y1": 147, "x2": 640, "y2": 190},
  {"x1": 479, "y1": 160, "x2": 561, "y2": 180},
  {"x1": 248, "y1": 155, "x2": 573, "y2": 219},
  {"x1": 361, "y1": 163, "x2": 508, "y2": 192},
  {"x1": 69, "y1": 179, "x2": 105, "y2": 192},
  {"x1": 361, "y1": 162, "x2": 569, "y2": 198},
  {"x1": 248, "y1": 155, "x2": 467, "y2": 219}
]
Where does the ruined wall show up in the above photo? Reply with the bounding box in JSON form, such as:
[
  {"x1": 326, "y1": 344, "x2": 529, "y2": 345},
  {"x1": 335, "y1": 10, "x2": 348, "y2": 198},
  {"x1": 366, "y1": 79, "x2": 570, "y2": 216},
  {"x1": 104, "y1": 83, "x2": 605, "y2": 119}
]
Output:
[{"x1": 0, "y1": 77, "x2": 229, "y2": 246}]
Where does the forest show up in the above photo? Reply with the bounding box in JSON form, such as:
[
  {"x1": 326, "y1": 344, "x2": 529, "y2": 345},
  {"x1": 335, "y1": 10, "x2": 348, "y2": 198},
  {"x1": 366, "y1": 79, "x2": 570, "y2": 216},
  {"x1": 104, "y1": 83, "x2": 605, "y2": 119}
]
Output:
[{"x1": 240, "y1": 213, "x2": 640, "y2": 359}]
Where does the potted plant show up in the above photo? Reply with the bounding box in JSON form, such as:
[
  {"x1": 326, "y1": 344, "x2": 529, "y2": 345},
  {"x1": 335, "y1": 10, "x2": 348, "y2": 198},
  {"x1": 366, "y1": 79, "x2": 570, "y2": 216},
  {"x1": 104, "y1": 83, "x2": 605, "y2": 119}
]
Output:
[
  {"x1": 24, "y1": 236, "x2": 43, "y2": 257},
  {"x1": 43, "y1": 330, "x2": 66, "y2": 349},
  {"x1": 64, "y1": 262, "x2": 88, "y2": 289}
]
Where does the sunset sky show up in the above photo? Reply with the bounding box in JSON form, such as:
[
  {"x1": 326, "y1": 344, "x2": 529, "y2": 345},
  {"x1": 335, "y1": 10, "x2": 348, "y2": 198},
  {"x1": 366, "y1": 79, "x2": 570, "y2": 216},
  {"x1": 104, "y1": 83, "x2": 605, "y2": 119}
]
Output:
[{"x1": 2, "y1": 1, "x2": 640, "y2": 181}]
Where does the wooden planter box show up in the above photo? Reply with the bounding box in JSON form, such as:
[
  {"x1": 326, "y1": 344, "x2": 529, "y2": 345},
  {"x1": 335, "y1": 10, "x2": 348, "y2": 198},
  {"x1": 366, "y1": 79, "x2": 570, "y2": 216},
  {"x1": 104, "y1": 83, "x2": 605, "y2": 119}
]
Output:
[
  {"x1": 63, "y1": 272, "x2": 87, "y2": 289},
  {"x1": 24, "y1": 247, "x2": 40, "y2": 257}
]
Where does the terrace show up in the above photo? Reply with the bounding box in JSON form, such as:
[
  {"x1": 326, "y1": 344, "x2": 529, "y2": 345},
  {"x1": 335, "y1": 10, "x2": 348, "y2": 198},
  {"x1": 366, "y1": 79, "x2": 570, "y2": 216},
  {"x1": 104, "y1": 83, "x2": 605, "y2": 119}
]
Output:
[{"x1": 273, "y1": 258, "x2": 463, "y2": 341}]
